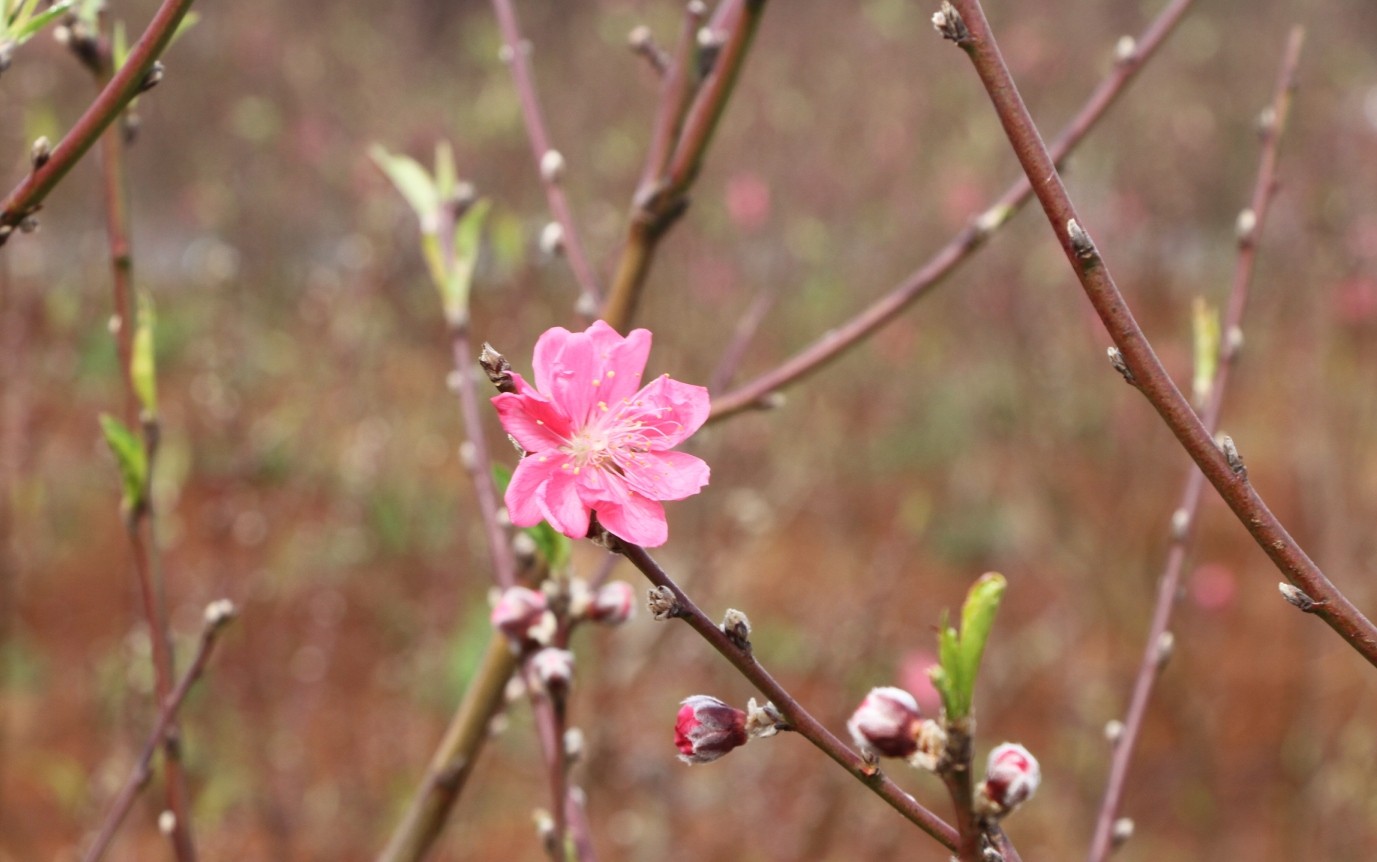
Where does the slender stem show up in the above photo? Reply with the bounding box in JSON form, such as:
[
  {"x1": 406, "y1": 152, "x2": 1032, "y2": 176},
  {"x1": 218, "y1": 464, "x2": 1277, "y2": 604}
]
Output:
[
  {"x1": 707, "y1": 0, "x2": 1197, "y2": 423},
  {"x1": 377, "y1": 634, "x2": 518, "y2": 862},
  {"x1": 707, "y1": 285, "x2": 776, "y2": 393},
  {"x1": 565, "y1": 787, "x2": 598, "y2": 862},
  {"x1": 944, "y1": 0, "x2": 1377, "y2": 663},
  {"x1": 80, "y1": 602, "x2": 234, "y2": 862},
  {"x1": 1086, "y1": 28, "x2": 1306, "y2": 862},
  {"x1": 614, "y1": 540, "x2": 960, "y2": 851},
  {"x1": 449, "y1": 321, "x2": 518, "y2": 590},
  {"x1": 0, "y1": 0, "x2": 199, "y2": 235},
  {"x1": 601, "y1": 0, "x2": 766, "y2": 333},
  {"x1": 525, "y1": 662, "x2": 569, "y2": 859},
  {"x1": 488, "y1": 0, "x2": 602, "y2": 311}
]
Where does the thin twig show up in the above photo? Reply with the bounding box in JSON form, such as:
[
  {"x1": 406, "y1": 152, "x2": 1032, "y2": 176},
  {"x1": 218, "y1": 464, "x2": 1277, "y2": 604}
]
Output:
[
  {"x1": 943, "y1": 0, "x2": 1377, "y2": 663},
  {"x1": 601, "y1": 0, "x2": 766, "y2": 333},
  {"x1": 1086, "y1": 28, "x2": 1306, "y2": 862},
  {"x1": 707, "y1": 0, "x2": 1197, "y2": 423},
  {"x1": 613, "y1": 539, "x2": 961, "y2": 852},
  {"x1": 488, "y1": 0, "x2": 602, "y2": 312},
  {"x1": 525, "y1": 661, "x2": 569, "y2": 859},
  {"x1": 707, "y1": 285, "x2": 777, "y2": 393},
  {"x1": 0, "y1": 0, "x2": 199, "y2": 236},
  {"x1": 80, "y1": 601, "x2": 235, "y2": 862}
]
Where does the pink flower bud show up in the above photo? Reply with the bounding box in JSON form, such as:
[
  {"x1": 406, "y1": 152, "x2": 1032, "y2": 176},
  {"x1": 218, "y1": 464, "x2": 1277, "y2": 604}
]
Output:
[
  {"x1": 675, "y1": 695, "x2": 748, "y2": 765},
  {"x1": 529, "y1": 647, "x2": 575, "y2": 696},
  {"x1": 588, "y1": 580, "x2": 635, "y2": 625},
  {"x1": 492, "y1": 586, "x2": 553, "y2": 645},
  {"x1": 980, "y1": 742, "x2": 1041, "y2": 814},
  {"x1": 847, "y1": 687, "x2": 923, "y2": 759}
]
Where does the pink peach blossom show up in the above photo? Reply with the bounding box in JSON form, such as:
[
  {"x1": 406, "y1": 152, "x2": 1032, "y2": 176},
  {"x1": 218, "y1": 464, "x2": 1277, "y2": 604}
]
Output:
[{"x1": 492, "y1": 321, "x2": 710, "y2": 547}]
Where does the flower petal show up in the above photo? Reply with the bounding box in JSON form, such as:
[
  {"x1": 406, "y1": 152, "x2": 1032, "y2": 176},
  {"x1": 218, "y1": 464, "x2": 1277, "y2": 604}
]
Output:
[
  {"x1": 535, "y1": 327, "x2": 602, "y2": 425},
  {"x1": 586, "y1": 321, "x2": 652, "y2": 405},
  {"x1": 596, "y1": 493, "x2": 669, "y2": 547},
  {"x1": 537, "y1": 464, "x2": 591, "y2": 540},
  {"x1": 505, "y1": 454, "x2": 562, "y2": 528},
  {"x1": 627, "y1": 376, "x2": 711, "y2": 449},
  {"x1": 492, "y1": 388, "x2": 572, "y2": 453},
  {"x1": 622, "y1": 450, "x2": 710, "y2": 501}
]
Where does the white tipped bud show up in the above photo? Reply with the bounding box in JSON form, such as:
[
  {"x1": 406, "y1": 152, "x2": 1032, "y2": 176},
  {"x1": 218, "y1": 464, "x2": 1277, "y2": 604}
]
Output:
[
  {"x1": 1104, "y1": 719, "x2": 1125, "y2": 745},
  {"x1": 1114, "y1": 35, "x2": 1137, "y2": 62},
  {"x1": 539, "y1": 221, "x2": 564, "y2": 256},
  {"x1": 539, "y1": 149, "x2": 565, "y2": 183},
  {"x1": 203, "y1": 598, "x2": 238, "y2": 628},
  {"x1": 1236, "y1": 208, "x2": 1257, "y2": 241},
  {"x1": 158, "y1": 810, "x2": 177, "y2": 835},
  {"x1": 1112, "y1": 817, "x2": 1135, "y2": 847}
]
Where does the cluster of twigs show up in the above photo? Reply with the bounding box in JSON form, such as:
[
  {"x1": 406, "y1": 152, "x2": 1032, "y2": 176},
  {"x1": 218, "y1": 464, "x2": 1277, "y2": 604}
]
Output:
[
  {"x1": 5, "y1": 0, "x2": 1373, "y2": 859},
  {"x1": 370, "y1": 1, "x2": 1377, "y2": 861}
]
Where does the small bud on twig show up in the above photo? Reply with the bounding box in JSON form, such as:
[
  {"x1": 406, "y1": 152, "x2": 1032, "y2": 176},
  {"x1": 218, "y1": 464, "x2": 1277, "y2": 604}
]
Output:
[
  {"x1": 1155, "y1": 631, "x2": 1175, "y2": 668},
  {"x1": 1104, "y1": 719, "x2": 1125, "y2": 746},
  {"x1": 1112, "y1": 817, "x2": 1135, "y2": 848},
  {"x1": 1067, "y1": 219, "x2": 1099, "y2": 265},
  {"x1": 30, "y1": 137, "x2": 51, "y2": 170},
  {"x1": 1278, "y1": 582, "x2": 1316, "y2": 612},
  {"x1": 1107, "y1": 346, "x2": 1135, "y2": 385},
  {"x1": 720, "y1": 607, "x2": 751, "y2": 652},
  {"x1": 479, "y1": 343, "x2": 516, "y2": 394},
  {"x1": 647, "y1": 585, "x2": 679, "y2": 621},
  {"x1": 539, "y1": 149, "x2": 565, "y2": 184},
  {"x1": 1217, "y1": 434, "x2": 1247, "y2": 479},
  {"x1": 1235, "y1": 208, "x2": 1257, "y2": 244},
  {"x1": 158, "y1": 810, "x2": 176, "y2": 835},
  {"x1": 1170, "y1": 507, "x2": 1190, "y2": 541},
  {"x1": 675, "y1": 695, "x2": 749, "y2": 764},
  {"x1": 539, "y1": 221, "x2": 565, "y2": 256},
  {"x1": 932, "y1": 1, "x2": 971, "y2": 45},
  {"x1": 1114, "y1": 35, "x2": 1137, "y2": 64},
  {"x1": 203, "y1": 598, "x2": 238, "y2": 630},
  {"x1": 0, "y1": 41, "x2": 15, "y2": 74},
  {"x1": 139, "y1": 61, "x2": 165, "y2": 94}
]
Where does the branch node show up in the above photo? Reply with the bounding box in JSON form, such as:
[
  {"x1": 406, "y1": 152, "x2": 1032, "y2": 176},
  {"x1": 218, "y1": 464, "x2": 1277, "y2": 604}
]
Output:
[
  {"x1": 931, "y1": 2, "x2": 971, "y2": 45},
  {"x1": 720, "y1": 607, "x2": 752, "y2": 652},
  {"x1": 1217, "y1": 434, "x2": 1247, "y2": 479},
  {"x1": 647, "y1": 585, "x2": 680, "y2": 621},
  {"x1": 1113, "y1": 35, "x2": 1138, "y2": 65},
  {"x1": 30, "y1": 137, "x2": 52, "y2": 170},
  {"x1": 1106, "y1": 346, "x2": 1135, "y2": 385},
  {"x1": 1278, "y1": 582, "x2": 1316, "y2": 612},
  {"x1": 1067, "y1": 218, "x2": 1100, "y2": 266}
]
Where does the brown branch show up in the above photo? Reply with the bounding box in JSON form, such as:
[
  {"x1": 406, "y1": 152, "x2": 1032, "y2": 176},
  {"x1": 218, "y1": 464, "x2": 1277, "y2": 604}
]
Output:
[
  {"x1": 941, "y1": 0, "x2": 1377, "y2": 664},
  {"x1": 80, "y1": 600, "x2": 235, "y2": 862},
  {"x1": 613, "y1": 538, "x2": 960, "y2": 852},
  {"x1": 707, "y1": 0, "x2": 1197, "y2": 423},
  {"x1": 377, "y1": 633, "x2": 518, "y2": 862},
  {"x1": 0, "y1": 0, "x2": 199, "y2": 237},
  {"x1": 601, "y1": 0, "x2": 766, "y2": 333},
  {"x1": 1086, "y1": 27, "x2": 1306, "y2": 862},
  {"x1": 488, "y1": 0, "x2": 602, "y2": 312}
]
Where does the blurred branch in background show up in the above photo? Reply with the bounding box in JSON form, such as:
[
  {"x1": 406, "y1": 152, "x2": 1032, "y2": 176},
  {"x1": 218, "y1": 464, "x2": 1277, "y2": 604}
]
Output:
[
  {"x1": 489, "y1": 0, "x2": 603, "y2": 314},
  {"x1": 602, "y1": 0, "x2": 766, "y2": 333},
  {"x1": 940, "y1": 0, "x2": 1377, "y2": 663},
  {"x1": 0, "y1": 0, "x2": 198, "y2": 237},
  {"x1": 79, "y1": 600, "x2": 236, "y2": 862},
  {"x1": 708, "y1": 0, "x2": 1197, "y2": 423},
  {"x1": 1086, "y1": 28, "x2": 1306, "y2": 862}
]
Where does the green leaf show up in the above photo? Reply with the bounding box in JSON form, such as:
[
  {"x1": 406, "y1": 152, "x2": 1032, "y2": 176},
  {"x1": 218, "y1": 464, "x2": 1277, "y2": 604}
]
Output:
[
  {"x1": 369, "y1": 144, "x2": 439, "y2": 228},
  {"x1": 441, "y1": 198, "x2": 489, "y2": 324},
  {"x1": 929, "y1": 572, "x2": 1007, "y2": 720},
  {"x1": 434, "y1": 140, "x2": 457, "y2": 202},
  {"x1": 1192, "y1": 298, "x2": 1220, "y2": 406},
  {"x1": 98, "y1": 413, "x2": 146, "y2": 509},
  {"x1": 8, "y1": 0, "x2": 71, "y2": 44},
  {"x1": 130, "y1": 293, "x2": 157, "y2": 416}
]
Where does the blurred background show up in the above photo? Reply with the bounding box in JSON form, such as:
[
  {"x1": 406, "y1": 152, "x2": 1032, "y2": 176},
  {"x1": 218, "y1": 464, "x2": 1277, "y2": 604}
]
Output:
[{"x1": 3, "y1": 0, "x2": 1377, "y2": 859}]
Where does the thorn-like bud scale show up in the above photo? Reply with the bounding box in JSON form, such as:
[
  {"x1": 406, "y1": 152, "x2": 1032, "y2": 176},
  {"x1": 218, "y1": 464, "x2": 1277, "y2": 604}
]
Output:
[
  {"x1": 1067, "y1": 219, "x2": 1098, "y2": 264},
  {"x1": 31, "y1": 137, "x2": 51, "y2": 169},
  {"x1": 720, "y1": 607, "x2": 751, "y2": 651},
  {"x1": 139, "y1": 62, "x2": 164, "y2": 94},
  {"x1": 1107, "y1": 346, "x2": 1135, "y2": 385},
  {"x1": 1278, "y1": 582, "x2": 1315, "y2": 612},
  {"x1": 932, "y1": 2, "x2": 971, "y2": 44}
]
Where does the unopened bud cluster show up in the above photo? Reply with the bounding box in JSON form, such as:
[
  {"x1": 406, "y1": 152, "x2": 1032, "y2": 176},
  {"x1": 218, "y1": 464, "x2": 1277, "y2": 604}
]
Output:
[{"x1": 673, "y1": 695, "x2": 784, "y2": 765}]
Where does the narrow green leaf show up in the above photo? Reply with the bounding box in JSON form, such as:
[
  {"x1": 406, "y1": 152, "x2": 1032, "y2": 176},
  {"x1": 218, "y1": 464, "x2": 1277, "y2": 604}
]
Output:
[
  {"x1": 10, "y1": 0, "x2": 71, "y2": 43},
  {"x1": 369, "y1": 144, "x2": 439, "y2": 227},
  {"x1": 434, "y1": 140, "x2": 456, "y2": 202},
  {"x1": 98, "y1": 413, "x2": 146, "y2": 509},
  {"x1": 112, "y1": 19, "x2": 128, "y2": 71},
  {"x1": 130, "y1": 292, "x2": 157, "y2": 416},
  {"x1": 955, "y1": 572, "x2": 1006, "y2": 711},
  {"x1": 441, "y1": 198, "x2": 489, "y2": 324},
  {"x1": 1192, "y1": 298, "x2": 1220, "y2": 406}
]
